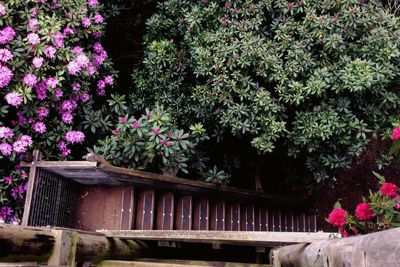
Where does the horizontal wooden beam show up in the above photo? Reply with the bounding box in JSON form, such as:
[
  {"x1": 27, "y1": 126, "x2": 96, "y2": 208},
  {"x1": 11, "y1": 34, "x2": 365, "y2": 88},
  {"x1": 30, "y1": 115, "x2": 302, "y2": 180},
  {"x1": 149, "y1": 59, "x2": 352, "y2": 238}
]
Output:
[
  {"x1": 100, "y1": 259, "x2": 270, "y2": 267},
  {"x1": 99, "y1": 164, "x2": 306, "y2": 207},
  {"x1": 97, "y1": 230, "x2": 334, "y2": 247},
  {"x1": 20, "y1": 161, "x2": 98, "y2": 168}
]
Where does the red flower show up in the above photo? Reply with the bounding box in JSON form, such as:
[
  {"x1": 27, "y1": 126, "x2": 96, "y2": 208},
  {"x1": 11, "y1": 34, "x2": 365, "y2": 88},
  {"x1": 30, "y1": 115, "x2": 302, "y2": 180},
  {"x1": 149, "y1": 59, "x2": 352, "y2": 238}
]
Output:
[
  {"x1": 392, "y1": 127, "x2": 400, "y2": 141},
  {"x1": 112, "y1": 129, "x2": 119, "y2": 135},
  {"x1": 355, "y1": 203, "x2": 373, "y2": 221},
  {"x1": 328, "y1": 208, "x2": 347, "y2": 227},
  {"x1": 380, "y1": 182, "x2": 398, "y2": 197}
]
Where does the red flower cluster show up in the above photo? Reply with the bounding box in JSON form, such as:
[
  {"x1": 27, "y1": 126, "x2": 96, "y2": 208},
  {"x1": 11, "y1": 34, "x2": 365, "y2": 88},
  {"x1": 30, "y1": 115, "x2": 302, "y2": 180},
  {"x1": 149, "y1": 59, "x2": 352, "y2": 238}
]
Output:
[
  {"x1": 380, "y1": 182, "x2": 398, "y2": 197},
  {"x1": 355, "y1": 203, "x2": 373, "y2": 221},
  {"x1": 328, "y1": 208, "x2": 347, "y2": 227},
  {"x1": 392, "y1": 127, "x2": 400, "y2": 141}
]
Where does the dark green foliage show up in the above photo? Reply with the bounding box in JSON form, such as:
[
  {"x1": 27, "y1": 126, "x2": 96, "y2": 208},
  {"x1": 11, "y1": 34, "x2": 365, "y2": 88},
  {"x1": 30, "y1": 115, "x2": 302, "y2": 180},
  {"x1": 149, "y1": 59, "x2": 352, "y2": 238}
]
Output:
[{"x1": 131, "y1": 0, "x2": 400, "y2": 181}]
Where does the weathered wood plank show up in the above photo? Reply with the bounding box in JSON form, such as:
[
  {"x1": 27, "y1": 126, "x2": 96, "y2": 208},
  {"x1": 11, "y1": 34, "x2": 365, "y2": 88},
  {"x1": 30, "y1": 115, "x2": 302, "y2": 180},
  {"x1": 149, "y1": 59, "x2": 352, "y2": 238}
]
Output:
[
  {"x1": 156, "y1": 192, "x2": 174, "y2": 230},
  {"x1": 193, "y1": 198, "x2": 209, "y2": 230},
  {"x1": 100, "y1": 259, "x2": 271, "y2": 267},
  {"x1": 135, "y1": 190, "x2": 155, "y2": 230},
  {"x1": 98, "y1": 230, "x2": 333, "y2": 247},
  {"x1": 274, "y1": 228, "x2": 400, "y2": 267},
  {"x1": 210, "y1": 200, "x2": 225, "y2": 231},
  {"x1": 175, "y1": 195, "x2": 192, "y2": 230}
]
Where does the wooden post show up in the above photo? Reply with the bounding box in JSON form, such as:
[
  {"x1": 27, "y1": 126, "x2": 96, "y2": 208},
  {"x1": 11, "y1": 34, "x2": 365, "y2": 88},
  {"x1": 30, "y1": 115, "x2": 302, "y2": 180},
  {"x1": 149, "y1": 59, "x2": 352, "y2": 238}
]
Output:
[
  {"x1": 0, "y1": 224, "x2": 150, "y2": 265},
  {"x1": 21, "y1": 150, "x2": 42, "y2": 226}
]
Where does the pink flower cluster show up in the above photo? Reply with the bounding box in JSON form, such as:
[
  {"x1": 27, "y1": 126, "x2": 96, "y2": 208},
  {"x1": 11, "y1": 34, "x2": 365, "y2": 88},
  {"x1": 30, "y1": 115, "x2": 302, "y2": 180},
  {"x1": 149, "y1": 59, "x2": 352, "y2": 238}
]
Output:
[
  {"x1": 65, "y1": 130, "x2": 85, "y2": 144},
  {"x1": 0, "y1": 26, "x2": 16, "y2": 44}
]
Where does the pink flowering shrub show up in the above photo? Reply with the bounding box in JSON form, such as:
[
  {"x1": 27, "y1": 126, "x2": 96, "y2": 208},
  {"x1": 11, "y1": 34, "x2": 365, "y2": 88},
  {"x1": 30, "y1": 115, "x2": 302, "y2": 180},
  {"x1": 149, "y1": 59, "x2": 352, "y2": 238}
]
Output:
[
  {"x1": 93, "y1": 105, "x2": 208, "y2": 175},
  {"x1": 328, "y1": 172, "x2": 400, "y2": 236},
  {"x1": 0, "y1": 0, "x2": 117, "y2": 223}
]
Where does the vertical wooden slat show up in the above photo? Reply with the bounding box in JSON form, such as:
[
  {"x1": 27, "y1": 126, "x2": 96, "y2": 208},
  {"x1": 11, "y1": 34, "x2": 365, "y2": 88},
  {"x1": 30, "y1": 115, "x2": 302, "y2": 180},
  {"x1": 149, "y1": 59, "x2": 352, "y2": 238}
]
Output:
[
  {"x1": 210, "y1": 200, "x2": 225, "y2": 230},
  {"x1": 256, "y1": 207, "x2": 268, "y2": 232},
  {"x1": 240, "y1": 205, "x2": 255, "y2": 231},
  {"x1": 225, "y1": 203, "x2": 240, "y2": 231},
  {"x1": 135, "y1": 189, "x2": 155, "y2": 230},
  {"x1": 156, "y1": 192, "x2": 174, "y2": 230},
  {"x1": 175, "y1": 195, "x2": 192, "y2": 230},
  {"x1": 22, "y1": 150, "x2": 42, "y2": 226},
  {"x1": 120, "y1": 187, "x2": 134, "y2": 230},
  {"x1": 193, "y1": 198, "x2": 209, "y2": 230}
]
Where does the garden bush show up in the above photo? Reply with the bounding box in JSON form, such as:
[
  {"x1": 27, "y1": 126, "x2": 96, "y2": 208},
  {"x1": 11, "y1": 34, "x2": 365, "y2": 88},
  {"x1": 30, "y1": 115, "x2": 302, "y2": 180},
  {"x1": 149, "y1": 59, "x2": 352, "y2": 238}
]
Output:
[
  {"x1": 0, "y1": 0, "x2": 116, "y2": 223},
  {"x1": 131, "y1": 0, "x2": 400, "y2": 182}
]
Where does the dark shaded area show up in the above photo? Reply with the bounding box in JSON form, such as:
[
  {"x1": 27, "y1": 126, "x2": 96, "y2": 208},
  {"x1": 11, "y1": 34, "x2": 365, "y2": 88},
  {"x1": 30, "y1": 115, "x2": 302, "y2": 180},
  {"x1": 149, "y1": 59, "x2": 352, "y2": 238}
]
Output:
[{"x1": 103, "y1": 0, "x2": 159, "y2": 92}]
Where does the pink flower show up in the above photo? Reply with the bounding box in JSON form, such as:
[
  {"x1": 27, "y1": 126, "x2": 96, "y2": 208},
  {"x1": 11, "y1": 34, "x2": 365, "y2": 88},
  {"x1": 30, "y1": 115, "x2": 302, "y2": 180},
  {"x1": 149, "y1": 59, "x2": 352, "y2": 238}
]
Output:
[
  {"x1": 112, "y1": 129, "x2": 119, "y2": 135},
  {"x1": 46, "y1": 77, "x2": 59, "y2": 88},
  {"x1": 32, "y1": 57, "x2": 44, "y2": 68},
  {"x1": 380, "y1": 182, "x2": 398, "y2": 197},
  {"x1": 76, "y1": 54, "x2": 89, "y2": 68},
  {"x1": 97, "y1": 80, "x2": 105, "y2": 89},
  {"x1": 27, "y1": 33, "x2": 40, "y2": 45},
  {"x1": 133, "y1": 121, "x2": 140, "y2": 128},
  {"x1": 94, "y1": 13, "x2": 104, "y2": 24},
  {"x1": 12, "y1": 135, "x2": 32, "y2": 153},
  {"x1": 0, "y1": 26, "x2": 16, "y2": 44},
  {"x1": 53, "y1": 88, "x2": 63, "y2": 100},
  {"x1": 67, "y1": 60, "x2": 81, "y2": 75},
  {"x1": 225, "y1": 2, "x2": 232, "y2": 9},
  {"x1": 23, "y1": 73, "x2": 37, "y2": 87},
  {"x1": 52, "y1": 32, "x2": 64, "y2": 47},
  {"x1": 0, "y1": 49, "x2": 13, "y2": 62},
  {"x1": 119, "y1": 117, "x2": 127, "y2": 123},
  {"x1": 33, "y1": 122, "x2": 46, "y2": 133},
  {"x1": 63, "y1": 27, "x2": 75, "y2": 35},
  {"x1": 44, "y1": 46, "x2": 57, "y2": 59},
  {"x1": 81, "y1": 92, "x2": 90, "y2": 102},
  {"x1": 65, "y1": 130, "x2": 85, "y2": 144},
  {"x1": 328, "y1": 208, "x2": 347, "y2": 227},
  {"x1": 152, "y1": 127, "x2": 160, "y2": 135},
  {"x1": 61, "y1": 112, "x2": 73, "y2": 124},
  {"x1": 104, "y1": 75, "x2": 114, "y2": 85},
  {"x1": 5, "y1": 92, "x2": 23, "y2": 106},
  {"x1": 288, "y1": 2, "x2": 295, "y2": 8},
  {"x1": 355, "y1": 203, "x2": 374, "y2": 221},
  {"x1": 392, "y1": 127, "x2": 400, "y2": 141},
  {"x1": 82, "y1": 17, "x2": 91, "y2": 28},
  {"x1": 35, "y1": 81, "x2": 47, "y2": 100},
  {"x1": 73, "y1": 46, "x2": 84, "y2": 55},
  {"x1": 93, "y1": 42, "x2": 104, "y2": 53},
  {"x1": 72, "y1": 82, "x2": 81, "y2": 91},
  {"x1": 88, "y1": 0, "x2": 99, "y2": 8},
  {"x1": 0, "y1": 5, "x2": 7, "y2": 16},
  {"x1": 0, "y1": 126, "x2": 14, "y2": 139},
  {"x1": 0, "y1": 65, "x2": 13, "y2": 88},
  {"x1": 36, "y1": 107, "x2": 49, "y2": 120},
  {"x1": 0, "y1": 142, "x2": 12, "y2": 156},
  {"x1": 28, "y1": 18, "x2": 39, "y2": 31},
  {"x1": 4, "y1": 176, "x2": 12, "y2": 185}
]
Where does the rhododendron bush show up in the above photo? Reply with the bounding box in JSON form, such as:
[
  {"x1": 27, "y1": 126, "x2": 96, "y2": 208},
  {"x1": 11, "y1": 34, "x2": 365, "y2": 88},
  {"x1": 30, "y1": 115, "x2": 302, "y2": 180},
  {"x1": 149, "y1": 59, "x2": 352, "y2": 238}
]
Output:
[
  {"x1": 0, "y1": 0, "x2": 116, "y2": 223},
  {"x1": 328, "y1": 173, "x2": 400, "y2": 236},
  {"x1": 131, "y1": 0, "x2": 400, "y2": 182}
]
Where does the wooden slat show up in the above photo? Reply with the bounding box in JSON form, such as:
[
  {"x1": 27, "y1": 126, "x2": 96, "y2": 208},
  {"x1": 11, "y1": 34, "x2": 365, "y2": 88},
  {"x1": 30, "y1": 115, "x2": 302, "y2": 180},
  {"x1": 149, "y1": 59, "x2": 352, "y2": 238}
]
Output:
[
  {"x1": 240, "y1": 205, "x2": 255, "y2": 231},
  {"x1": 135, "y1": 190, "x2": 155, "y2": 230},
  {"x1": 193, "y1": 198, "x2": 209, "y2": 230},
  {"x1": 210, "y1": 200, "x2": 225, "y2": 231},
  {"x1": 120, "y1": 187, "x2": 135, "y2": 230},
  {"x1": 98, "y1": 230, "x2": 333, "y2": 247},
  {"x1": 225, "y1": 203, "x2": 240, "y2": 231},
  {"x1": 100, "y1": 259, "x2": 270, "y2": 267},
  {"x1": 255, "y1": 207, "x2": 268, "y2": 232},
  {"x1": 75, "y1": 186, "x2": 130, "y2": 231},
  {"x1": 156, "y1": 192, "x2": 174, "y2": 230},
  {"x1": 175, "y1": 195, "x2": 192, "y2": 230}
]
